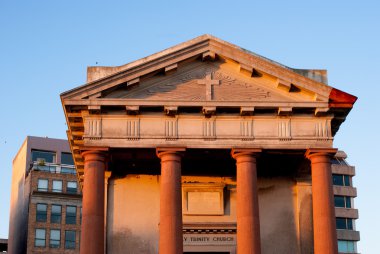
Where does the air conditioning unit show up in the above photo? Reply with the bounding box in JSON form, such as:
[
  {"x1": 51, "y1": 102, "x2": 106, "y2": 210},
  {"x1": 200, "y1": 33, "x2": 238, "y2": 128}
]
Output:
[{"x1": 37, "y1": 158, "x2": 46, "y2": 166}]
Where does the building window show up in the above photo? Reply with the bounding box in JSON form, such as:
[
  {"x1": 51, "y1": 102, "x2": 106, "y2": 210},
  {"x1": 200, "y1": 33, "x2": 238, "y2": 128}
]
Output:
[
  {"x1": 332, "y1": 174, "x2": 351, "y2": 186},
  {"x1": 32, "y1": 150, "x2": 56, "y2": 164},
  {"x1": 338, "y1": 240, "x2": 356, "y2": 253},
  {"x1": 65, "y1": 230, "x2": 76, "y2": 249},
  {"x1": 334, "y1": 195, "x2": 352, "y2": 208},
  {"x1": 52, "y1": 180, "x2": 62, "y2": 193},
  {"x1": 67, "y1": 181, "x2": 77, "y2": 194},
  {"x1": 336, "y1": 217, "x2": 353, "y2": 230},
  {"x1": 51, "y1": 205, "x2": 62, "y2": 224},
  {"x1": 50, "y1": 229, "x2": 60, "y2": 248},
  {"x1": 61, "y1": 152, "x2": 74, "y2": 165},
  {"x1": 35, "y1": 228, "x2": 46, "y2": 247},
  {"x1": 36, "y1": 204, "x2": 47, "y2": 222},
  {"x1": 37, "y1": 179, "x2": 48, "y2": 192},
  {"x1": 66, "y1": 206, "x2": 77, "y2": 224}
]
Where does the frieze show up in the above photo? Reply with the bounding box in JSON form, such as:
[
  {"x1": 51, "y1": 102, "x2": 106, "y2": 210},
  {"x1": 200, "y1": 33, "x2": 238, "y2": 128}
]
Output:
[{"x1": 82, "y1": 115, "x2": 333, "y2": 148}]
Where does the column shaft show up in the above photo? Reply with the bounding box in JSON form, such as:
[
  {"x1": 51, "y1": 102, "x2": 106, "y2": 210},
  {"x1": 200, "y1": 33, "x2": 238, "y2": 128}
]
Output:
[
  {"x1": 307, "y1": 150, "x2": 338, "y2": 254},
  {"x1": 81, "y1": 150, "x2": 107, "y2": 254},
  {"x1": 157, "y1": 149, "x2": 184, "y2": 254},
  {"x1": 104, "y1": 171, "x2": 111, "y2": 254},
  {"x1": 232, "y1": 150, "x2": 261, "y2": 254}
]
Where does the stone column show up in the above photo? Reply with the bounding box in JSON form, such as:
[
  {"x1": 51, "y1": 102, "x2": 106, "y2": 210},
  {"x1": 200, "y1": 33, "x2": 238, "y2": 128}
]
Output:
[
  {"x1": 306, "y1": 149, "x2": 338, "y2": 254},
  {"x1": 156, "y1": 148, "x2": 185, "y2": 254},
  {"x1": 231, "y1": 148, "x2": 262, "y2": 254},
  {"x1": 81, "y1": 150, "x2": 108, "y2": 254},
  {"x1": 104, "y1": 171, "x2": 111, "y2": 254}
]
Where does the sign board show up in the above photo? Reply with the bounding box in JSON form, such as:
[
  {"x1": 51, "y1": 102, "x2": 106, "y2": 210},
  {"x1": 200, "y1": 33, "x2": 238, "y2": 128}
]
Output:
[{"x1": 183, "y1": 234, "x2": 236, "y2": 246}]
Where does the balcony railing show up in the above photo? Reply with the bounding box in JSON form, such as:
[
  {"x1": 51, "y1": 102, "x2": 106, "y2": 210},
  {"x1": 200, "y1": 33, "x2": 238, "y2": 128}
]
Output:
[{"x1": 31, "y1": 162, "x2": 76, "y2": 175}]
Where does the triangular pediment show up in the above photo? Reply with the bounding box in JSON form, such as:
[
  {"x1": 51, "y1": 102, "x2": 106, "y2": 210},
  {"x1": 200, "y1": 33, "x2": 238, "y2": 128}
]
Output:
[
  {"x1": 62, "y1": 35, "x2": 347, "y2": 104},
  {"x1": 102, "y1": 60, "x2": 313, "y2": 103}
]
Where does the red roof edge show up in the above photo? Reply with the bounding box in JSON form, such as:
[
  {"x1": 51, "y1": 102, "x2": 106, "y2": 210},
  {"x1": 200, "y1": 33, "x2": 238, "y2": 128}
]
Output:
[{"x1": 329, "y1": 88, "x2": 357, "y2": 108}]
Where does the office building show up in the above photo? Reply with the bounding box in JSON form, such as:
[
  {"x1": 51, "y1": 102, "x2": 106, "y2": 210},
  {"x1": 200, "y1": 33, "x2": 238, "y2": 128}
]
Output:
[{"x1": 8, "y1": 136, "x2": 82, "y2": 254}]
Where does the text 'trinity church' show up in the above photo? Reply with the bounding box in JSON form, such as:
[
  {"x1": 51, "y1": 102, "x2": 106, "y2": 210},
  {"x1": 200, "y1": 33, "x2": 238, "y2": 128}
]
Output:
[{"x1": 61, "y1": 35, "x2": 358, "y2": 254}]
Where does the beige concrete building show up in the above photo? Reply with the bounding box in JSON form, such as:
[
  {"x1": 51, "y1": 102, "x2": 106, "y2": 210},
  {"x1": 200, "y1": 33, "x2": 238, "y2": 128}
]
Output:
[
  {"x1": 61, "y1": 35, "x2": 358, "y2": 254},
  {"x1": 8, "y1": 136, "x2": 82, "y2": 254}
]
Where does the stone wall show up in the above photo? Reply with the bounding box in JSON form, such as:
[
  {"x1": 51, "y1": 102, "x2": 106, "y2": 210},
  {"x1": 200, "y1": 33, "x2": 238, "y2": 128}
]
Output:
[{"x1": 106, "y1": 175, "x2": 313, "y2": 254}]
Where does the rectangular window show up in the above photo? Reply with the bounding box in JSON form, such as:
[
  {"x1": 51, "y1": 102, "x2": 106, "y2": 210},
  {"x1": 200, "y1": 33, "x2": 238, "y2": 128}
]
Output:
[
  {"x1": 65, "y1": 230, "x2": 76, "y2": 249},
  {"x1": 36, "y1": 203, "x2": 47, "y2": 222},
  {"x1": 336, "y1": 217, "x2": 353, "y2": 230},
  {"x1": 338, "y1": 240, "x2": 356, "y2": 253},
  {"x1": 32, "y1": 150, "x2": 56, "y2": 164},
  {"x1": 37, "y1": 179, "x2": 48, "y2": 192},
  {"x1": 51, "y1": 205, "x2": 62, "y2": 224},
  {"x1": 346, "y1": 196, "x2": 352, "y2": 208},
  {"x1": 52, "y1": 180, "x2": 62, "y2": 193},
  {"x1": 66, "y1": 206, "x2": 77, "y2": 224},
  {"x1": 334, "y1": 196, "x2": 352, "y2": 208},
  {"x1": 61, "y1": 152, "x2": 74, "y2": 165},
  {"x1": 344, "y1": 175, "x2": 351, "y2": 186},
  {"x1": 50, "y1": 229, "x2": 60, "y2": 248},
  {"x1": 67, "y1": 181, "x2": 77, "y2": 194},
  {"x1": 332, "y1": 174, "x2": 351, "y2": 186},
  {"x1": 35, "y1": 228, "x2": 46, "y2": 247}
]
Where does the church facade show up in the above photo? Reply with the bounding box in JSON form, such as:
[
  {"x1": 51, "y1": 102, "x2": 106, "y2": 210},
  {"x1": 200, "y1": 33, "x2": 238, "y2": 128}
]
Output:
[{"x1": 61, "y1": 35, "x2": 357, "y2": 254}]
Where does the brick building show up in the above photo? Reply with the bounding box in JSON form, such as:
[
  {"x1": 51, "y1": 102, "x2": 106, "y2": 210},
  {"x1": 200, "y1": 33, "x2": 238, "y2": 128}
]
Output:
[{"x1": 8, "y1": 136, "x2": 82, "y2": 254}]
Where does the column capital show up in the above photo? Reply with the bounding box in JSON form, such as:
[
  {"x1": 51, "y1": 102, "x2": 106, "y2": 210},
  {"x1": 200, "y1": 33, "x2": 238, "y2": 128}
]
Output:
[
  {"x1": 81, "y1": 147, "x2": 109, "y2": 162},
  {"x1": 231, "y1": 148, "x2": 262, "y2": 160},
  {"x1": 305, "y1": 148, "x2": 337, "y2": 160},
  {"x1": 156, "y1": 147, "x2": 186, "y2": 159}
]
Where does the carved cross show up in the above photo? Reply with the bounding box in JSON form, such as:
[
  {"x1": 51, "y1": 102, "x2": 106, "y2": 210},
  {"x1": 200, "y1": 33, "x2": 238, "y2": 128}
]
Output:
[{"x1": 197, "y1": 73, "x2": 220, "y2": 100}]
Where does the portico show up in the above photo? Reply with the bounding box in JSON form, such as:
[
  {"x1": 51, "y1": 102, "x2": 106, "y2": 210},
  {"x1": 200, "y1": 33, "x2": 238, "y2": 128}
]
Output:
[{"x1": 61, "y1": 35, "x2": 356, "y2": 254}]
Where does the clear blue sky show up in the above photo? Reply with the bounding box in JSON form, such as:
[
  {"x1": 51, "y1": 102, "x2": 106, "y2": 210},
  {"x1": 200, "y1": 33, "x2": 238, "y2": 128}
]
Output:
[{"x1": 1, "y1": 0, "x2": 379, "y2": 252}]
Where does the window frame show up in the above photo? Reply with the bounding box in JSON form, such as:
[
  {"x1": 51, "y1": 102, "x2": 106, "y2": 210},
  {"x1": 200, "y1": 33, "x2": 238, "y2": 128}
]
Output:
[
  {"x1": 37, "y1": 179, "x2": 48, "y2": 192},
  {"x1": 65, "y1": 206, "x2": 77, "y2": 225},
  {"x1": 336, "y1": 217, "x2": 354, "y2": 230},
  {"x1": 32, "y1": 150, "x2": 56, "y2": 164},
  {"x1": 334, "y1": 195, "x2": 352, "y2": 208},
  {"x1": 66, "y1": 181, "x2": 78, "y2": 194},
  {"x1": 61, "y1": 152, "x2": 74, "y2": 165},
  {"x1": 64, "y1": 230, "x2": 76, "y2": 249},
  {"x1": 36, "y1": 203, "x2": 48, "y2": 222},
  {"x1": 332, "y1": 174, "x2": 351, "y2": 187},
  {"x1": 52, "y1": 180, "x2": 63, "y2": 193},
  {"x1": 49, "y1": 229, "x2": 61, "y2": 248},
  {"x1": 34, "y1": 228, "x2": 46, "y2": 247},
  {"x1": 338, "y1": 240, "x2": 356, "y2": 253},
  {"x1": 51, "y1": 204, "x2": 62, "y2": 224}
]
